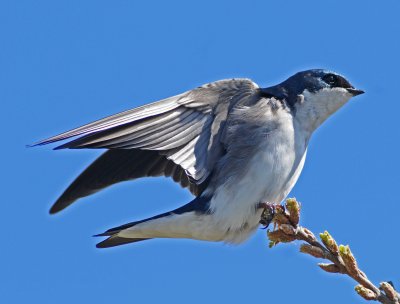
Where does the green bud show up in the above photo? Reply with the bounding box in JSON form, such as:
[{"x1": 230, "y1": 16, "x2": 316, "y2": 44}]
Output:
[
  {"x1": 285, "y1": 198, "x2": 300, "y2": 226},
  {"x1": 319, "y1": 231, "x2": 339, "y2": 254}
]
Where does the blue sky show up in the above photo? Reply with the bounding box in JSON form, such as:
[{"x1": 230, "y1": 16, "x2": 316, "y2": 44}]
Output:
[{"x1": 2, "y1": 0, "x2": 400, "y2": 303}]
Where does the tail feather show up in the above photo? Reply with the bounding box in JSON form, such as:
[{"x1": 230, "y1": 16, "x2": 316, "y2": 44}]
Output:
[
  {"x1": 94, "y1": 196, "x2": 210, "y2": 248},
  {"x1": 96, "y1": 236, "x2": 149, "y2": 248}
]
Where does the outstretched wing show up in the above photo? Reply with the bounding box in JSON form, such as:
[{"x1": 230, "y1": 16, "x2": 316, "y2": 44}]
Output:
[
  {"x1": 48, "y1": 149, "x2": 208, "y2": 214},
  {"x1": 34, "y1": 79, "x2": 261, "y2": 213}
]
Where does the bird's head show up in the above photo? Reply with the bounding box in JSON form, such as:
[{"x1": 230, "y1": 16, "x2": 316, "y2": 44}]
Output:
[{"x1": 261, "y1": 69, "x2": 364, "y2": 132}]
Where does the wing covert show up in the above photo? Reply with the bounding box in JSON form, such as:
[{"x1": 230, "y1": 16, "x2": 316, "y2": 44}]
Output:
[{"x1": 34, "y1": 78, "x2": 261, "y2": 212}]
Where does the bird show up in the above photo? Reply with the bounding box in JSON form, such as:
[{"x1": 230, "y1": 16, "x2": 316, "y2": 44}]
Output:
[{"x1": 33, "y1": 69, "x2": 364, "y2": 248}]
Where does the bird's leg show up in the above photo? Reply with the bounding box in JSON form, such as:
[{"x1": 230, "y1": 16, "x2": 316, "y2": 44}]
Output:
[{"x1": 258, "y1": 202, "x2": 276, "y2": 228}]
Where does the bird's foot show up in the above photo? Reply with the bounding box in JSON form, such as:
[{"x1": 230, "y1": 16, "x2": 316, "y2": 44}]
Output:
[{"x1": 259, "y1": 202, "x2": 276, "y2": 229}]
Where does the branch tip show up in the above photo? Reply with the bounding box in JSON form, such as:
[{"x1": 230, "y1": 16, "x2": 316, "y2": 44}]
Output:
[
  {"x1": 319, "y1": 231, "x2": 339, "y2": 254},
  {"x1": 355, "y1": 285, "x2": 377, "y2": 301},
  {"x1": 300, "y1": 244, "x2": 324, "y2": 259},
  {"x1": 265, "y1": 198, "x2": 399, "y2": 304},
  {"x1": 318, "y1": 263, "x2": 340, "y2": 273},
  {"x1": 380, "y1": 282, "x2": 399, "y2": 302}
]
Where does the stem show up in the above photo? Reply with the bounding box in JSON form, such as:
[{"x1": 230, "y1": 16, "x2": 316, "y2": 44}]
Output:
[{"x1": 266, "y1": 199, "x2": 400, "y2": 304}]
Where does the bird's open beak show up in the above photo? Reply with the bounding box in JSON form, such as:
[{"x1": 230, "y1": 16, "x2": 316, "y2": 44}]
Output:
[{"x1": 347, "y1": 88, "x2": 365, "y2": 96}]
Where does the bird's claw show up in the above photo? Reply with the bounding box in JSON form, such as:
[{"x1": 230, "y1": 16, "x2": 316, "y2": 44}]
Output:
[{"x1": 259, "y1": 202, "x2": 276, "y2": 229}]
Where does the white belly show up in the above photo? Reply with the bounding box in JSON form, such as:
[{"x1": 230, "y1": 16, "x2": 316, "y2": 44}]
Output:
[{"x1": 207, "y1": 130, "x2": 308, "y2": 243}]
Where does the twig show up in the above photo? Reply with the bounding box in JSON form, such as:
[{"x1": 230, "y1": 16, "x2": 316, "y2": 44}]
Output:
[{"x1": 263, "y1": 198, "x2": 400, "y2": 304}]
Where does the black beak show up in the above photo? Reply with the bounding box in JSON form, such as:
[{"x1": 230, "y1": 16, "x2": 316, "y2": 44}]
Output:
[{"x1": 347, "y1": 88, "x2": 365, "y2": 96}]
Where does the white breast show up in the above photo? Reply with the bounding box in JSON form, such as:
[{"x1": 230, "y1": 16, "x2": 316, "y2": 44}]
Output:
[{"x1": 208, "y1": 112, "x2": 309, "y2": 242}]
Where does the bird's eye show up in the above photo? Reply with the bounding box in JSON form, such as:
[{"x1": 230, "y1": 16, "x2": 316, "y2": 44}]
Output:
[{"x1": 322, "y1": 74, "x2": 339, "y2": 87}]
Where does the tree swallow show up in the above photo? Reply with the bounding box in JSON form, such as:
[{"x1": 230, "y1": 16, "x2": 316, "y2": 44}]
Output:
[{"x1": 33, "y1": 69, "x2": 364, "y2": 248}]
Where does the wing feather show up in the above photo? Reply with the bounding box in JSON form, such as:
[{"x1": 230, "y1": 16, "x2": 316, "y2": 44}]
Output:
[
  {"x1": 33, "y1": 95, "x2": 187, "y2": 146},
  {"x1": 35, "y1": 78, "x2": 260, "y2": 212}
]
